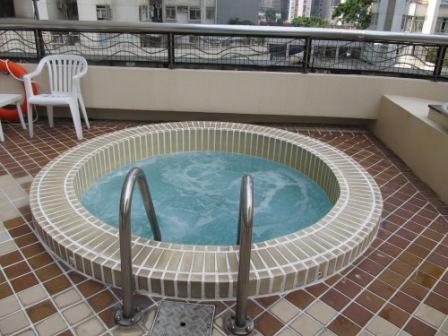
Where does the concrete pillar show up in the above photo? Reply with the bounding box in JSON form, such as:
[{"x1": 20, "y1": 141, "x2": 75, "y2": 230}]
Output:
[
  {"x1": 422, "y1": 0, "x2": 441, "y2": 34},
  {"x1": 375, "y1": 0, "x2": 389, "y2": 30},
  {"x1": 201, "y1": 0, "x2": 206, "y2": 23},
  {"x1": 390, "y1": 0, "x2": 407, "y2": 31}
]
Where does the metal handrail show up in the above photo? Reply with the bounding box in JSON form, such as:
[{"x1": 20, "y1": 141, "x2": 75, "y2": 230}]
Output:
[
  {"x1": 114, "y1": 167, "x2": 161, "y2": 326},
  {"x1": 225, "y1": 174, "x2": 255, "y2": 335},
  {"x1": 1, "y1": 18, "x2": 448, "y2": 45}
]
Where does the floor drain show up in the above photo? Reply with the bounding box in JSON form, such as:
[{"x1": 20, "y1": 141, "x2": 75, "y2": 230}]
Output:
[{"x1": 150, "y1": 301, "x2": 215, "y2": 336}]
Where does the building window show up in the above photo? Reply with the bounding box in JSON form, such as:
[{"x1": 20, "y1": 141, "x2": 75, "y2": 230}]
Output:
[
  {"x1": 206, "y1": 7, "x2": 215, "y2": 20},
  {"x1": 189, "y1": 7, "x2": 201, "y2": 21},
  {"x1": 166, "y1": 6, "x2": 176, "y2": 20},
  {"x1": 96, "y1": 5, "x2": 112, "y2": 20},
  {"x1": 139, "y1": 5, "x2": 151, "y2": 21}
]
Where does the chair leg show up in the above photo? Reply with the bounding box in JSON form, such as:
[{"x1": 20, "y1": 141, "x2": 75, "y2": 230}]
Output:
[
  {"x1": 69, "y1": 101, "x2": 83, "y2": 140},
  {"x1": 27, "y1": 103, "x2": 33, "y2": 138},
  {"x1": 47, "y1": 106, "x2": 54, "y2": 127},
  {"x1": 78, "y1": 94, "x2": 90, "y2": 129},
  {"x1": 0, "y1": 120, "x2": 4, "y2": 142},
  {"x1": 16, "y1": 103, "x2": 27, "y2": 130}
]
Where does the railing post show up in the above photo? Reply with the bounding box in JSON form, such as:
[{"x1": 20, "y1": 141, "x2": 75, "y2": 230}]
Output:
[
  {"x1": 225, "y1": 175, "x2": 254, "y2": 336},
  {"x1": 33, "y1": 28, "x2": 46, "y2": 60},
  {"x1": 433, "y1": 45, "x2": 446, "y2": 79},
  {"x1": 303, "y1": 37, "x2": 312, "y2": 73},
  {"x1": 114, "y1": 167, "x2": 161, "y2": 326},
  {"x1": 167, "y1": 32, "x2": 175, "y2": 69}
]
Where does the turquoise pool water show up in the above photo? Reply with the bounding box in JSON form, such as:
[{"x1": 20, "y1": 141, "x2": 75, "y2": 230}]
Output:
[{"x1": 81, "y1": 152, "x2": 332, "y2": 245}]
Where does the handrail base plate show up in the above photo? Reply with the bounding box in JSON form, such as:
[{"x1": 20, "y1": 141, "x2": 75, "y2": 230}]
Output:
[
  {"x1": 114, "y1": 306, "x2": 143, "y2": 326},
  {"x1": 225, "y1": 313, "x2": 254, "y2": 336}
]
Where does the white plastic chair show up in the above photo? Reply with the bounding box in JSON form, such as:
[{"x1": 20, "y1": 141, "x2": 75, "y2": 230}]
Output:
[{"x1": 23, "y1": 55, "x2": 90, "y2": 140}]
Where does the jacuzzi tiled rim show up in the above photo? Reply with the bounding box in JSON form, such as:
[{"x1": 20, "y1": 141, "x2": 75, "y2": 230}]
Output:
[{"x1": 30, "y1": 122, "x2": 382, "y2": 299}]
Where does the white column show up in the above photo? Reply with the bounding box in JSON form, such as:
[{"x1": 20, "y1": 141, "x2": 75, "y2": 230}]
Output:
[
  {"x1": 422, "y1": 0, "x2": 442, "y2": 34},
  {"x1": 390, "y1": 0, "x2": 407, "y2": 31},
  {"x1": 201, "y1": 0, "x2": 206, "y2": 23}
]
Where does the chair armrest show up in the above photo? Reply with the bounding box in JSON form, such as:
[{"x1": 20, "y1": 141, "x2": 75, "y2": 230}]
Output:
[
  {"x1": 23, "y1": 74, "x2": 35, "y2": 98},
  {"x1": 23, "y1": 60, "x2": 46, "y2": 80}
]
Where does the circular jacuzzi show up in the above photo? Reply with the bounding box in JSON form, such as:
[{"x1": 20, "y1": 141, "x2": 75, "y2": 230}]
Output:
[{"x1": 30, "y1": 122, "x2": 382, "y2": 299}]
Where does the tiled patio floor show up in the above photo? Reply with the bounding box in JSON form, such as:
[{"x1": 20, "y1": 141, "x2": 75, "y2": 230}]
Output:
[{"x1": 0, "y1": 120, "x2": 447, "y2": 336}]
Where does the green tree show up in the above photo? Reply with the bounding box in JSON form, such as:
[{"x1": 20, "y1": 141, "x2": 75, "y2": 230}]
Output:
[
  {"x1": 332, "y1": 0, "x2": 373, "y2": 29},
  {"x1": 227, "y1": 17, "x2": 254, "y2": 25},
  {"x1": 265, "y1": 8, "x2": 277, "y2": 23},
  {"x1": 291, "y1": 16, "x2": 329, "y2": 27}
]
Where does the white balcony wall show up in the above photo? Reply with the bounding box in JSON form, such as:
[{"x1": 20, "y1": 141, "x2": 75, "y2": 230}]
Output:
[
  {"x1": 13, "y1": 0, "x2": 36, "y2": 18},
  {"x1": 2, "y1": 66, "x2": 447, "y2": 121}
]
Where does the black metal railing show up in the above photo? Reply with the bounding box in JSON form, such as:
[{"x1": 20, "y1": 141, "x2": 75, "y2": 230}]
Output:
[{"x1": 1, "y1": 18, "x2": 448, "y2": 80}]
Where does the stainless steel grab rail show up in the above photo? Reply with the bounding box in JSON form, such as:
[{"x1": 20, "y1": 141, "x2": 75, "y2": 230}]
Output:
[
  {"x1": 225, "y1": 174, "x2": 255, "y2": 335},
  {"x1": 114, "y1": 167, "x2": 161, "y2": 326}
]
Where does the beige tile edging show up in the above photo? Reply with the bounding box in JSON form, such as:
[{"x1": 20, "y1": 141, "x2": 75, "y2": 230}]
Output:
[{"x1": 29, "y1": 122, "x2": 382, "y2": 299}]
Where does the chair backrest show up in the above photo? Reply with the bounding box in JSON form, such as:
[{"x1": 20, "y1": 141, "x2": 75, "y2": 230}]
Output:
[{"x1": 41, "y1": 55, "x2": 87, "y2": 94}]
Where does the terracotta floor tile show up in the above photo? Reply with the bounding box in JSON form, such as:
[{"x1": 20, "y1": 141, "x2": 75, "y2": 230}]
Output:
[
  {"x1": 255, "y1": 312, "x2": 283, "y2": 336},
  {"x1": 87, "y1": 290, "x2": 117, "y2": 313},
  {"x1": 35, "y1": 263, "x2": 63, "y2": 282},
  {"x1": 334, "y1": 278, "x2": 362, "y2": 298},
  {"x1": 434, "y1": 281, "x2": 448, "y2": 297},
  {"x1": 98, "y1": 306, "x2": 117, "y2": 328},
  {"x1": 358, "y1": 258, "x2": 384, "y2": 276},
  {"x1": 11, "y1": 273, "x2": 38, "y2": 292},
  {"x1": 56, "y1": 330, "x2": 73, "y2": 336},
  {"x1": 390, "y1": 291, "x2": 420, "y2": 314},
  {"x1": 425, "y1": 292, "x2": 448, "y2": 314},
  {"x1": 305, "y1": 282, "x2": 328, "y2": 297},
  {"x1": 2, "y1": 122, "x2": 448, "y2": 335},
  {"x1": 328, "y1": 315, "x2": 360, "y2": 336},
  {"x1": 3, "y1": 217, "x2": 25, "y2": 229},
  {"x1": 378, "y1": 242, "x2": 402, "y2": 258},
  {"x1": 44, "y1": 275, "x2": 71, "y2": 295},
  {"x1": 21, "y1": 243, "x2": 46, "y2": 258},
  {"x1": 0, "y1": 282, "x2": 13, "y2": 299},
  {"x1": 28, "y1": 252, "x2": 53, "y2": 270},
  {"x1": 67, "y1": 271, "x2": 87, "y2": 284},
  {"x1": 14, "y1": 233, "x2": 38, "y2": 248},
  {"x1": 356, "y1": 290, "x2": 385, "y2": 313},
  {"x1": 26, "y1": 299, "x2": 56, "y2": 323},
  {"x1": 346, "y1": 268, "x2": 373, "y2": 287},
  {"x1": 246, "y1": 300, "x2": 263, "y2": 319},
  {"x1": 4, "y1": 260, "x2": 31, "y2": 279},
  {"x1": 401, "y1": 280, "x2": 429, "y2": 301},
  {"x1": 406, "y1": 244, "x2": 431, "y2": 259},
  {"x1": 256, "y1": 295, "x2": 279, "y2": 309},
  {"x1": 0, "y1": 250, "x2": 23, "y2": 267},
  {"x1": 8, "y1": 224, "x2": 32, "y2": 238},
  {"x1": 389, "y1": 260, "x2": 414, "y2": 278},
  {"x1": 342, "y1": 302, "x2": 373, "y2": 326},
  {"x1": 412, "y1": 270, "x2": 438, "y2": 289},
  {"x1": 324, "y1": 274, "x2": 341, "y2": 286},
  {"x1": 286, "y1": 290, "x2": 314, "y2": 309},
  {"x1": 419, "y1": 262, "x2": 444, "y2": 279},
  {"x1": 378, "y1": 269, "x2": 405, "y2": 289},
  {"x1": 321, "y1": 288, "x2": 350, "y2": 311},
  {"x1": 379, "y1": 303, "x2": 410, "y2": 328},
  {"x1": 404, "y1": 317, "x2": 436, "y2": 336},
  {"x1": 77, "y1": 279, "x2": 105, "y2": 298}
]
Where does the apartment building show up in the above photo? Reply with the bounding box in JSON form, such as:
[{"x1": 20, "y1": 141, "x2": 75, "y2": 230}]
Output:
[
  {"x1": 371, "y1": 0, "x2": 448, "y2": 34},
  {"x1": 280, "y1": 0, "x2": 313, "y2": 22},
  {"x1": 11, "y1": 0, "x2": 223, "y2": 24}
]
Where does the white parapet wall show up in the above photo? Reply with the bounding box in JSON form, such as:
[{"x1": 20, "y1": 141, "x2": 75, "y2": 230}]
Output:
[
  {"x1": 373, "y1": 95, "x2": 448, "y2": 204},
  {"x1": 1, "y1": 65, "x2": 448, "y2": 120}
]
